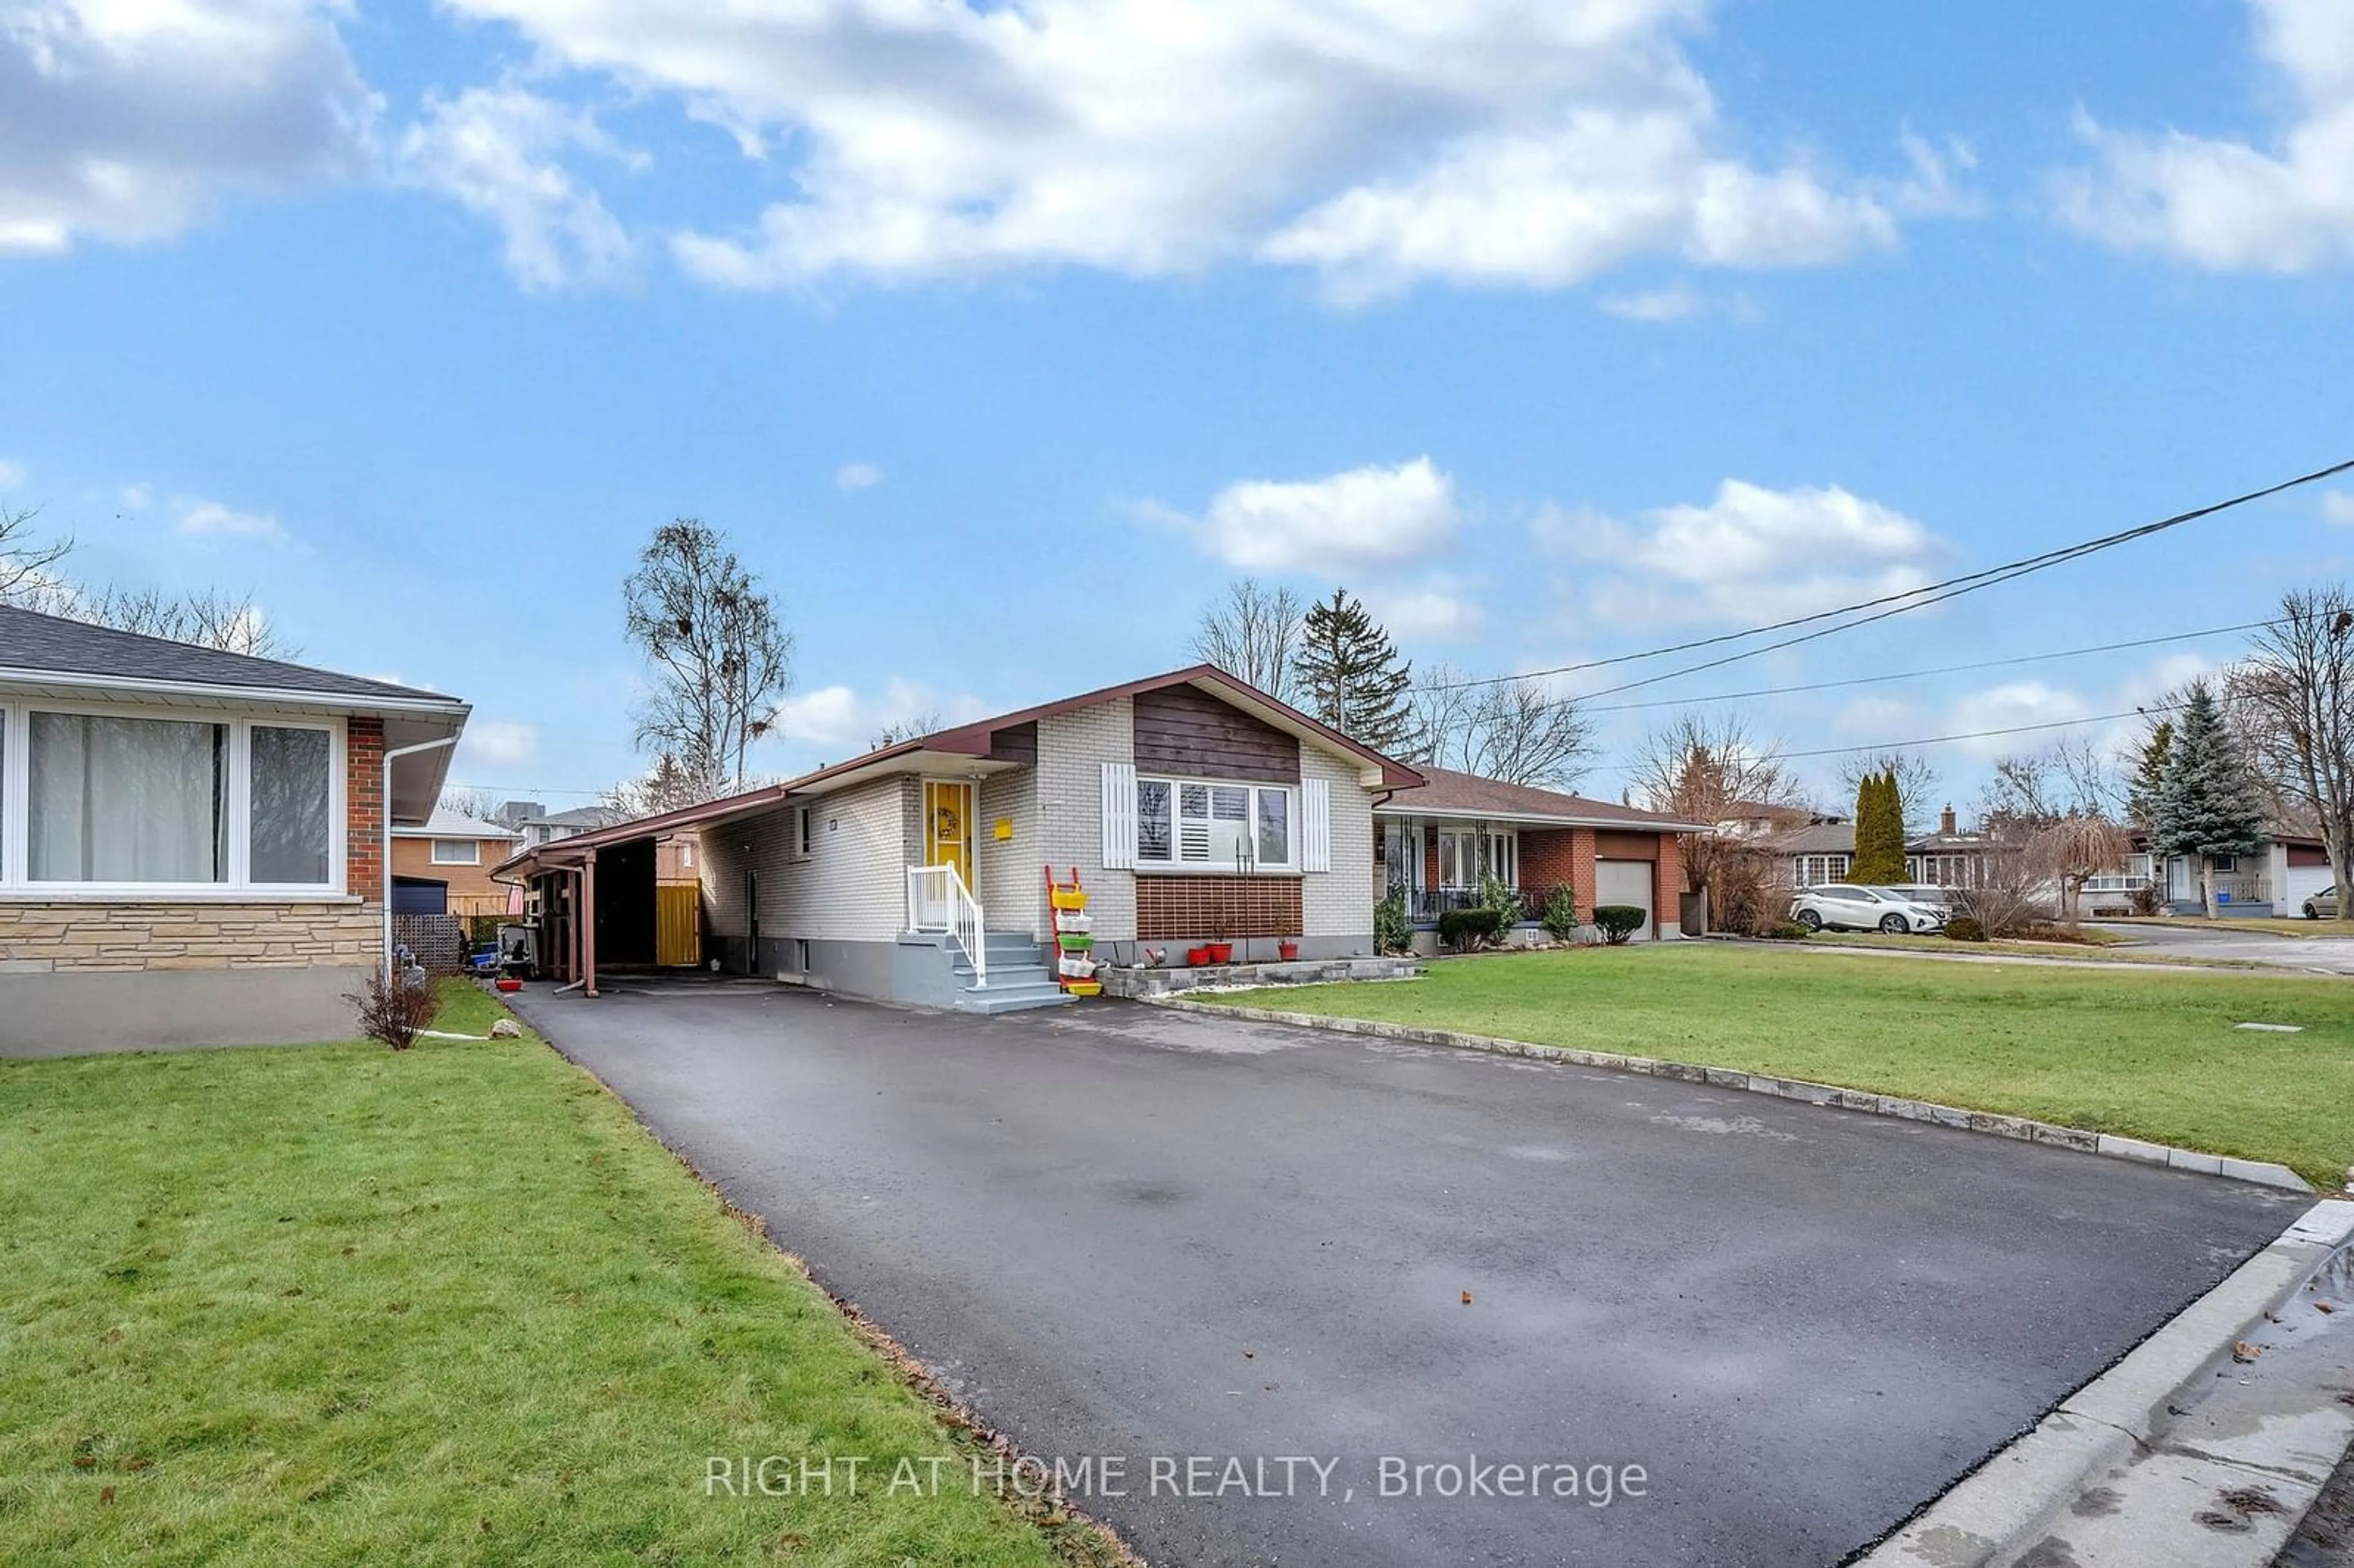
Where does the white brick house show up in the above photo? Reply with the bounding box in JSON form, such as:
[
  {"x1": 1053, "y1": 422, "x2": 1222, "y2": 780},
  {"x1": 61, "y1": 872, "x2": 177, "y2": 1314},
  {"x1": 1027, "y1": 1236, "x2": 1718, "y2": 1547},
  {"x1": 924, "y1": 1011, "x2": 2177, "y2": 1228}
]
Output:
[{"x1": 498, "y1": 667, "x2": 1419, "y2": 1011}]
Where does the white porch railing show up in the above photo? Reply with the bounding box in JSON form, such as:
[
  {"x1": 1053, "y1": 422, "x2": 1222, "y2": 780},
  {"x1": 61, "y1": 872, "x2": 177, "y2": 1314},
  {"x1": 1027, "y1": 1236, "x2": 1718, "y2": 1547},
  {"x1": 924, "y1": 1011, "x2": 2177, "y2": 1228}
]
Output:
[{"x1": 906, "y1": 864, "x2": 987, "y2": 988}]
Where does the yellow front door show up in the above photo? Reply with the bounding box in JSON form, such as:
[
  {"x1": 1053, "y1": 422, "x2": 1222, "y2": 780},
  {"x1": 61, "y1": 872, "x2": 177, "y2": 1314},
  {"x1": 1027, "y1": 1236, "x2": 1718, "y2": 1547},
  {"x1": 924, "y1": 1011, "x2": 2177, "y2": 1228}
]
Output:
[{"x1": 924, "y1": 782, "x2": 974, "y2": 891}]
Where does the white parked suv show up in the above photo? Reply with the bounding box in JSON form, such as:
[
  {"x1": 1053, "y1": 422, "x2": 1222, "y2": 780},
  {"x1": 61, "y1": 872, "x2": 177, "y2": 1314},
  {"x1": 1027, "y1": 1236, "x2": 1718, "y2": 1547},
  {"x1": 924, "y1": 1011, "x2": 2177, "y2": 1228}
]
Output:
[{"x1": 1790, "y1": 885, "x2": 1949, "y2": 934}]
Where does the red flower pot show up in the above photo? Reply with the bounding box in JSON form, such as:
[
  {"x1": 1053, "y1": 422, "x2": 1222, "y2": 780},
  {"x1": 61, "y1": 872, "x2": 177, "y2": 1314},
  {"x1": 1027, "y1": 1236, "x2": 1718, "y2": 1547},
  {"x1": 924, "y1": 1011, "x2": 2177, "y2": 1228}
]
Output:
[
  {"x1": 1186, "y1": 946, "x2": 1214, "y2": 967},
  {"x1": 495, "y1": 978, "x2": 523, "y2": 993},
  {"x1": 1206, "y1": 942, "x2": 1234, "y2": 964},
  {"x1": 1278, "y1": 940, "x2": 1300, "y2": 961}
]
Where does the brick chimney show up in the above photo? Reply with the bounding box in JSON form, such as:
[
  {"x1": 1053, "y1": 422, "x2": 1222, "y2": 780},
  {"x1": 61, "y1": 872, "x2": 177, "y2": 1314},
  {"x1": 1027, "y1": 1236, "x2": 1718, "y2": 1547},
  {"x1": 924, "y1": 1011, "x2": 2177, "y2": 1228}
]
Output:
[{"x1": 1938, "y1": 803, "x2": 1957, "y2": 837}]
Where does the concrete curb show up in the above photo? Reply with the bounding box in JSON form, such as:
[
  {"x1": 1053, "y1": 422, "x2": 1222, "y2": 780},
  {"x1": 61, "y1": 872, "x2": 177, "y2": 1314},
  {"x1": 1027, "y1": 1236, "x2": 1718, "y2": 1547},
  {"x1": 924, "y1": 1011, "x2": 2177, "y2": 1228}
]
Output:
[
  {"x1": 1852, "y1": 1199, "x2": 2354, "y2": 1567},
  {"x1": 1143, "y1": 997, "x2": 2317, "y2": 1193}
]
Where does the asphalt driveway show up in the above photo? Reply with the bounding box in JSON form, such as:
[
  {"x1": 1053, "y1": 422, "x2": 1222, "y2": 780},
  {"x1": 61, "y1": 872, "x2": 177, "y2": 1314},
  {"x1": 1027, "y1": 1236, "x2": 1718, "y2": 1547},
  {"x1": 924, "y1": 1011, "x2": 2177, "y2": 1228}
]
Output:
[
  {"x1": 2090, "y1": 919, "x2": 2354, "y2": 975},
  {"x1": 509, "y1": 982, "x2": 2303, "y2": 1567}
]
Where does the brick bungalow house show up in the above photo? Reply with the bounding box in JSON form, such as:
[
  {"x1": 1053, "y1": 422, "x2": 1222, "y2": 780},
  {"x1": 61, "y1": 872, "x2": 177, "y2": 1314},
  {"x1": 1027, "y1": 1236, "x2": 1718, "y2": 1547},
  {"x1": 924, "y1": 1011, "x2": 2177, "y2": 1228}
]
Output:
[
  {"x1": 1374, "y1": 767, "x2": 1702, "y2": 943},
  {"x1": 0, "y1": 605, "x2": 470, "y2": 1053},
  {"x1": 497, "y1": 665, "x2": 1420, "y2": 1011}
]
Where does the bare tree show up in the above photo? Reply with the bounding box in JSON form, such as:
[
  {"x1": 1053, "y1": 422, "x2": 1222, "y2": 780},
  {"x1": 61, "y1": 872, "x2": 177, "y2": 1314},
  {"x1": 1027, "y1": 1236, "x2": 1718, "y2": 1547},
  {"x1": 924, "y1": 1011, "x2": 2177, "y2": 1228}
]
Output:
[
  {"x1": 2228, "y1": 586, "x2": 2354, "y2": 919},
  {"x1": 604, "y1": 754, "x2": 738, "y2": 820},
  {"x1": 1628, "y1": 714, "x2": 1808, "y2": 935},
  {"x1": 1977, "y1": 739, "x2": 2118, "y2": 832},
  {"x1": 439, "y1": 786, "x2": 500, "y2": 821},
  {"x1": 69, "y1": 584, "x2": 295, "y2": 656},
  {"x1": 871, "y1": 711, "x2": 944, "y2": 750},
  {"x1": 623, "y1": 519, "x2": 794, "y2": 798},
  {"x1": 1190, "y1": 577, "x2": 1303, "y2": 701},
  {"x1": 0, "y1": 502, "x2": 70, "y2": 602},
  {"x1": 2026, "y1": 815, "x2": 2133, "y2": 922},
  {"x1": 1836, "y1": 752, "x2": 1941, "y2": 831},
  {"x1": 1408, "y1": 666, "x2": 1596, "y2": 788}
]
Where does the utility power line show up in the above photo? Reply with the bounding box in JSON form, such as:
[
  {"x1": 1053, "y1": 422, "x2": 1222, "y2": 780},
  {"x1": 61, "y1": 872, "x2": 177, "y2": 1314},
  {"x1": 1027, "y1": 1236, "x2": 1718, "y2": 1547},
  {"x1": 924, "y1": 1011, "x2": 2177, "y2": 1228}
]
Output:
[
  {"x1": 1581, "y1": 703, "x2": 2181, "y2": 777},
  {"x1": 1579, "y1": 618, "x2": 2276, "y2": 714},
  {"x1": 1424, "y1": 457, "x2": 2353, "y2": 695}
]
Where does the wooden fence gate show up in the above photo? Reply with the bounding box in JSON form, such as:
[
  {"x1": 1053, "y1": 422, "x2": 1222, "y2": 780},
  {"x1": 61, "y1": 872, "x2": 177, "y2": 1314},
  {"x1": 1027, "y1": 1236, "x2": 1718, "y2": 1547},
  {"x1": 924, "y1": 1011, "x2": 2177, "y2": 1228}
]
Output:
[{"x1": 655, "y1": 885, "x2": 701, "y2": 968}]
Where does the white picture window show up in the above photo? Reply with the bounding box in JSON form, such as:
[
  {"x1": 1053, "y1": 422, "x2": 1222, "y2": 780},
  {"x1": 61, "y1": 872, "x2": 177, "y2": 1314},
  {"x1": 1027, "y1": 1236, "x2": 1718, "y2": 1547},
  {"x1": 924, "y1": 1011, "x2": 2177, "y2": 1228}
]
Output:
[
  {"x1": 29, "y1": 712, "x2": 228, "y2": 883},
  {"x1": 250, "y1": 725, "x2": 332, "y2": 885},
  {"x1": 0, "y1": 705, "x2": 343, "y2": 895},
  {"x1": 1134, "y1": 776, "x2": 1295, "y2": 870},
  {"x1": 430, "y1": 838, "x2": 481, "y2": 866}
]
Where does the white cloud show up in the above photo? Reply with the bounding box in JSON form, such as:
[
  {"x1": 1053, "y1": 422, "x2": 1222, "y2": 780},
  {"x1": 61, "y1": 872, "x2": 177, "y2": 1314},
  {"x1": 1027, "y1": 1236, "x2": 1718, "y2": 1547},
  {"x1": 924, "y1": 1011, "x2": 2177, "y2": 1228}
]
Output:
[
  {"x1": 1596, "y1": 280, "x2": 1761, "y2": 322},
  {"x1": 1362, "y1": 578, "x2": 1485, "y2": 642},
  {"x1": 457, "y1": 720, "x2": 539, "y2": 769},
  {"x1": 175, "y1": 497, "x2": 284, "y2": 539},
  {"x1": 0, "y1": 0, "x2": 375, "y2": 256},
  {"x1": 436, "y1": 0, "x2": 1962, "y2": 297},
  {"x1": 0, "y1": 458, "x2": 25, "y2": 490},
  {"x1": 1165, "y1": 457, "x2": 1460, "y2": 575},
  {"x1": 1834, "y1": 695, "x2": 1916, "y2": 737},
  {"x1": 2056, "y1": 0, "x2": 2354, "y2": 271},
  {"x1": 777, "y1": 677, "x2": 987, "y2": 753},
  {"x1": 1945, "y1": 681, "x2": 2094, "y2": 761},
  {"x1": 120, "y1": 482, "x2": 150, "y2": 510},
  {"x1": 1548, "y1": 478, "x2": 1946, "y2": 630},
  {"x1": 835, "y1": 461, "x2": 883, "y2": 492},
  {"x1": 2323, "y1": 489, "x2": 2354, "y2": 526},
  {"x1": 397, "y1": 87, "x2": 638, "y2": 292}
]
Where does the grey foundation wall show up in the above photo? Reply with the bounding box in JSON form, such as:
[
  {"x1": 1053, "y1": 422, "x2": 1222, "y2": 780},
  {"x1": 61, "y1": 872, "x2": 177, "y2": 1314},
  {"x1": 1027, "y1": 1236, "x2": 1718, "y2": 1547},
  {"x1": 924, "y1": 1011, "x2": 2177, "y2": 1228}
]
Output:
[{"x1": 0, "y1": 965, "x2": 375, "y2": 1057}]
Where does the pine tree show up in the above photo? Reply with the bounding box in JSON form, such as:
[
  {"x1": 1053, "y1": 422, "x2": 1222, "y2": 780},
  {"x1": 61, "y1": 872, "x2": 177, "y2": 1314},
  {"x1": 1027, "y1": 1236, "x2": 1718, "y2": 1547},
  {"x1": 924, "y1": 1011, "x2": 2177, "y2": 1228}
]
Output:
[
  {"x1": 1295, "y1": 588, "x2": 1413, "y2": 752},
  {"x1": 2150, "y1": 681, "x2": 2266, "y2": 918},
  {"x1": 2125, "y1": 718, "x2": 2173, "y2": 826},
  {"x1": 1849, "y1": 769, "x2": 1909, "y2": 884}
]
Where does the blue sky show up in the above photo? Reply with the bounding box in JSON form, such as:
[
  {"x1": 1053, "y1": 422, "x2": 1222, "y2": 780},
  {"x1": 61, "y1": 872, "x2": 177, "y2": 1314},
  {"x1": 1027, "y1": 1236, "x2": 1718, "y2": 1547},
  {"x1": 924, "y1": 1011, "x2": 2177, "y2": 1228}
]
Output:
[{"x1": 4, "y1": 0, "x2": 2353, "y2": 817}]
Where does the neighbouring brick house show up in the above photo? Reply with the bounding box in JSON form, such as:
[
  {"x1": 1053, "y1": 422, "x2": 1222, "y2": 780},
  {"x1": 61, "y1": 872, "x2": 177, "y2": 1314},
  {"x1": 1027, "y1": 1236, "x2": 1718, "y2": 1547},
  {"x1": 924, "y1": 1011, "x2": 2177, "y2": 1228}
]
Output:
[
  {"x1": 389, "y1": 808, "x2": 523, "y2": 918},
  {"x1": 495, "y1": 666, "x2": 1420, "y2": 1012},
  {"x1": 1373, "y1": 768, "x2": 1703, "y2": 945},
  {"x1": 0, "y1": 605, "x2": 470, "y2": 1053}
]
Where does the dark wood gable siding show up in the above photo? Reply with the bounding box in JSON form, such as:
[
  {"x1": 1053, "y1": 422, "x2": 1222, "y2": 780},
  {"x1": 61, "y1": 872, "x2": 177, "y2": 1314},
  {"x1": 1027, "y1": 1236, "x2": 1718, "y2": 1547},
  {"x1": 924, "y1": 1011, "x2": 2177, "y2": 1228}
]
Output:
[
  {"x1": 985, "y1": 721, "x2": 1038, "y2": 763},
  {"x1": 1133, "y1": 685, "x2": 1300, "y2": 783}
]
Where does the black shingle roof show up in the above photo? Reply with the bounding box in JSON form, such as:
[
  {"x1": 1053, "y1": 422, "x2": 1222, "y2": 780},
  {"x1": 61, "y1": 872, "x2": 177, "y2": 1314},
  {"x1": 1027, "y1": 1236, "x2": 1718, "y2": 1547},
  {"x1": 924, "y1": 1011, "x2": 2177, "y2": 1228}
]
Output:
[{"x1": 0, "y1": 604, "x2": 462, "y2": 706}]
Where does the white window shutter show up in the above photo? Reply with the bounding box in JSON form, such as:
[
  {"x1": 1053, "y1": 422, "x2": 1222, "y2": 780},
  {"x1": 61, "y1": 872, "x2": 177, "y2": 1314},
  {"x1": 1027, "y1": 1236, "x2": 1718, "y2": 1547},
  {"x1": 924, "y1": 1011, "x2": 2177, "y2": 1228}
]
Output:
[
  {"x1": 1302, "y1": 778, "x2": 1331, "y2": 873},
  {"x1": 1101, "y1": 761, "x2": 1137, "y2": 869}
]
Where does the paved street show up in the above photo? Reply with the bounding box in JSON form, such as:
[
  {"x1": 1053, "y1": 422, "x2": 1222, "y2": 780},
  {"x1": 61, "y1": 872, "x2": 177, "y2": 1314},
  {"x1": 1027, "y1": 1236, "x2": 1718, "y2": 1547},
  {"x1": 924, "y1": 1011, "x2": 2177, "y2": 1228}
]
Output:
[
  {"x1": 2090, "y1": 921, "x2": 2354, "y2": 975},
  {"x1": 511, "y1": 983, "x2": 2302, "y2": 1567}
]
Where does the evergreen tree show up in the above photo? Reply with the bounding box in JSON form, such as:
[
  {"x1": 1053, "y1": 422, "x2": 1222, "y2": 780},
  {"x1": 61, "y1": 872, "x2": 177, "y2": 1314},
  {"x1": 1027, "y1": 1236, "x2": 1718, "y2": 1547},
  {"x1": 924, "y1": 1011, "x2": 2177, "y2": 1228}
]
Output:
[
  {"x1": 1849, "y1": 768, "x2": 1909, "y2": 884},
  {"x1": 2150, "y1": 681, "x2": 2266, "y2": 918},
  {"x1": 1295, "y1": 587, "x2": 1413, "y2": 752},
  {"x1": 2124, "y1": 718, "x2": 2173, "y2": 826}
]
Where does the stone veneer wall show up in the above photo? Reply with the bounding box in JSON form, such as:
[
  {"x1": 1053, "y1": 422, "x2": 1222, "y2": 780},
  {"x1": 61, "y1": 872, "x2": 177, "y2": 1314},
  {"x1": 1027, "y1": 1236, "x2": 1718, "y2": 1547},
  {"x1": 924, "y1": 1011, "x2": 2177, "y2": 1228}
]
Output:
[{"x1": 0, "y1": 902, "x2": 378, "y2": 975}]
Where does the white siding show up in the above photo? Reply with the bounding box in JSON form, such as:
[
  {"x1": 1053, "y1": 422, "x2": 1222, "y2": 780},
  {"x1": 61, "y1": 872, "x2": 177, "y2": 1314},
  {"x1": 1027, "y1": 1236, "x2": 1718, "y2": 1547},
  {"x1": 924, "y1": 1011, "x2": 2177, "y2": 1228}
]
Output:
[
  {"x1": 976, "y1": 767, "x2": 1042, "y2": 935},
  {"x1": 1037, "y1": 698, "x2": 1137, "y2": 943},
  {"x1": 1300, "y1": 742, "x2": 1375, "y2": 943}
]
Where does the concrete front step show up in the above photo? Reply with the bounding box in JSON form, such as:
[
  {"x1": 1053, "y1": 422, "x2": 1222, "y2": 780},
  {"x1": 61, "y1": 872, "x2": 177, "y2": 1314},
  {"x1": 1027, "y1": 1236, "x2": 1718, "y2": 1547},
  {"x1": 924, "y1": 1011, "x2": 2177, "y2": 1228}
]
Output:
[{"x1": 956, "y1": 984, "x2": 1076, "y2": 1014}]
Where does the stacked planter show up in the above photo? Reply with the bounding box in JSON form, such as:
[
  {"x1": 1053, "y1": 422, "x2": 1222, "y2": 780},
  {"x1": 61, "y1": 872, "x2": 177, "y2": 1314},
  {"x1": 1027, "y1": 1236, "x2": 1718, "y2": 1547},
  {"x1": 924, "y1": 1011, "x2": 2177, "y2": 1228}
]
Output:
[{"x1": 1048, "y1": 875, "x2": 1102, "y2": 997}]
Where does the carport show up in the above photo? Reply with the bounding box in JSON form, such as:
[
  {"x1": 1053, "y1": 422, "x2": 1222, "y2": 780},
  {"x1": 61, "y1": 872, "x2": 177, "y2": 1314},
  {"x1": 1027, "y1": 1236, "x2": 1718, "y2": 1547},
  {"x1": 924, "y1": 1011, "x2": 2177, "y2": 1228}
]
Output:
[{"x1": 494, "y1": 809, "x2": 726, "y2": 993}]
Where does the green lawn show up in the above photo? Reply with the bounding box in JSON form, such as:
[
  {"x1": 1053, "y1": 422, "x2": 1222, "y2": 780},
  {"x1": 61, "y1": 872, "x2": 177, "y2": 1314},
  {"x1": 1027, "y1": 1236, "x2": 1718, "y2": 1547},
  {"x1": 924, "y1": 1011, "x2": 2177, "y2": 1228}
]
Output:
[
  {"x1": 0, "y1": 983, "x2": 1103, "y2": 1568},
  {"x1": 1200, "y1": 945, "x2": 2354, "y2": 1186},
  {"x1": 2098, "y1": 915, "x2": 2340, "y2": 939},
  {"x1": 1800, "y1": 929, "x2": 2258, "y2": 967}
]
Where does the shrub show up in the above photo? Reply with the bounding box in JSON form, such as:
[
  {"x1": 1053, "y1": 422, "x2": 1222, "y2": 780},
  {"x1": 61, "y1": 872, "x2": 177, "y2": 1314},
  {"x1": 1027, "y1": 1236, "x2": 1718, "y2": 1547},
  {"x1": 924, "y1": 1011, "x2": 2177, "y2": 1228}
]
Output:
[
  {"x1": 2128, "y1": 883, "x2": 2163, "y2": 916},
  {"x1": 1591, "y1": 905, "x2": 1647, "y2": 945},
  {"x1": 1477, "y1": 873, "x2": 1524, "y2": 929},
  {"x1": 1944, "y1": 915, "x2": 1987, "y2": 943},
  {"x1": 1373, "y1": 891, "x2": 1413, "y2": 955},
  {"x1": 1437, "y1": 905, "x2": 1509, "y2": 951},
  {"x1": 348, "y1": 967, "x2": 439, "y2": 1051},
  {"x1": 1539, "y1": 883, "x2": 1582, "y2": 943},
  {"x1": 1764, "y1": 922, "x2": 1813, "y2": 940}
]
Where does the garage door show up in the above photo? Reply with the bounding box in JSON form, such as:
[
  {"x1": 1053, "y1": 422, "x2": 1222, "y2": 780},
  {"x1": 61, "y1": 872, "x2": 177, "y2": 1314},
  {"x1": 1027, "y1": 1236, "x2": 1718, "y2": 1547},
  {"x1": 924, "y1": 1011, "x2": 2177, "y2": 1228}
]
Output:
[
  {"x1": 2285, "y1": 864, "x2": 2334, "y2": 913},
  {"x1": 1594, "y1": 860, "x2": 1654, "y2": 942}
]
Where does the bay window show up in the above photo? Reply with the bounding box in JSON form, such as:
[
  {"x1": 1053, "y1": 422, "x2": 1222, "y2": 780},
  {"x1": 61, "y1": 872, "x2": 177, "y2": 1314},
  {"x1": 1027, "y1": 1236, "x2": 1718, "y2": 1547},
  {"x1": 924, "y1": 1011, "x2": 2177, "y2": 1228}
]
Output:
[
  {"x1": 0, "y1": 701, "x2": 342, "y2": 894},
  {"x1": 1134, "y1": 775, "x2": 1295, "y2": 870}
]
